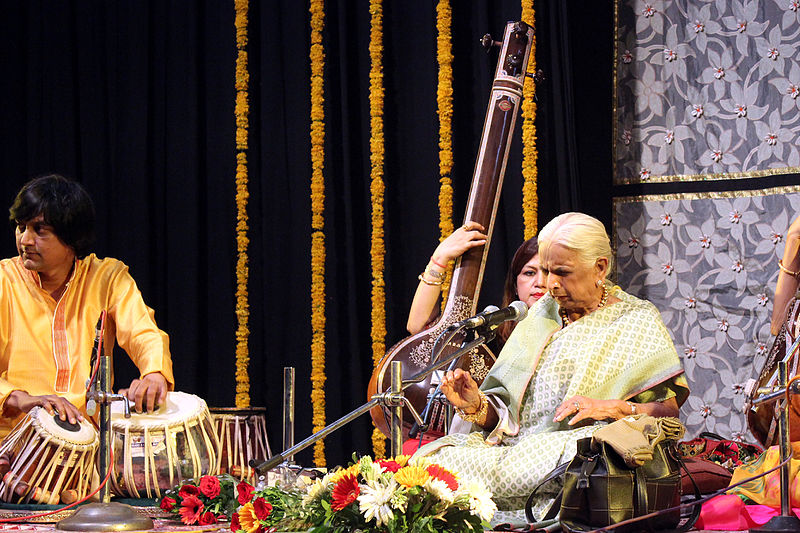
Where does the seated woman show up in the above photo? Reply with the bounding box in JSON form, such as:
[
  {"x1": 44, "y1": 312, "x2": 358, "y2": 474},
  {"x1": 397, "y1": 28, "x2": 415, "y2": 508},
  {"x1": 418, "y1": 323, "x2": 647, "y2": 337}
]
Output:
[
  {"x1": 413, "y1": 212, "x2": 689, "y2": 525},
  {"x1": 407, "y1": 221, "x2": 545, "y2": 347}
]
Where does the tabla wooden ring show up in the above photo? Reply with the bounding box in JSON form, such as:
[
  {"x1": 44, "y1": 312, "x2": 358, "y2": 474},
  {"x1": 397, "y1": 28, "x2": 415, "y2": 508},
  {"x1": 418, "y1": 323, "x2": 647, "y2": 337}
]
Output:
[
  {"x1": 109, "y1": 391, "x2": 221, "y2": 498},
  {"x1": 209, "y1": 407, "x2": 271, "y2": 482},
  {"x1": 0, "y1": 406, "x2": 98, "y2": 505}
]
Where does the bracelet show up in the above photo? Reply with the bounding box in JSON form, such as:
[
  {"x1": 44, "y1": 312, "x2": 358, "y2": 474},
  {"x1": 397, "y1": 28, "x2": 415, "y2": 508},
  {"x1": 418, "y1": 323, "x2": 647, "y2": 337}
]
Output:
[
  {"x1": 418, "y1": 273, "x2": 443, "y2": 286},
  {"x1": 626, "y1": 401, "x2": 637, "y2": 415},
  {"x1": 430, "y1": 256, "x2": 447, "y2": 270},
  {"x1": 425, "y1": 266, "x2": 445, "y2": 281},
  {"x1": 778, "y1": 259, "x2": 800, "y2": 279},
  {"x1": 456, "y1": 390, "x2": 488, "y2": 425}
]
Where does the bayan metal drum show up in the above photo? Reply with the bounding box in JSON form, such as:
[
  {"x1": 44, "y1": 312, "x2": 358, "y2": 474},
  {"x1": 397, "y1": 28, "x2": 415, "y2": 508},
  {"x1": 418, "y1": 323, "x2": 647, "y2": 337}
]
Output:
[
  {"x1": 209, "y1": 407, "x2": 271, "y2": 482},
  {"x1": 0, "y1": 407, "x2": 98, "y2": 504},
  {"x1": 109, "y1": 391, "x2": 220, "y2": 498}
]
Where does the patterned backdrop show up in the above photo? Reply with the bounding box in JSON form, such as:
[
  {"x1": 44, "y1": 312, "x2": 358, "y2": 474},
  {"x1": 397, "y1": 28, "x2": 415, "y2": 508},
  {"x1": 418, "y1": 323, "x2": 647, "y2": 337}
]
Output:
[
  {"x1": 615, "y1": 0, "x2": 800, "y2": 184},
  {"x1": 614, "y1": 188, "x2": 800, "y2": 441},
  {"x1": 613, "y1": 0, "x2": 800, "y2": 444}
]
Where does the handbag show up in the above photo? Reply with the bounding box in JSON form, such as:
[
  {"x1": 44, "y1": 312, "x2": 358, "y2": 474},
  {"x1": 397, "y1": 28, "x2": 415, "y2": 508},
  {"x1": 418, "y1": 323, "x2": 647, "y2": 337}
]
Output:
[
  {"x1": 559, "y1": 436, "x2": 682, "y2": 532},
  {"x1": 526, "y1": 435, "x2": 699, "y2": 532}
]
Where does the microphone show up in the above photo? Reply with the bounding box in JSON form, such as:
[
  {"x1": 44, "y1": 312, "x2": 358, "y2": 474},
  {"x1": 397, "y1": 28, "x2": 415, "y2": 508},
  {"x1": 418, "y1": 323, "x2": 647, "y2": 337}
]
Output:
[{"x1": 449, "y1": 301, "x2": 528, "y2": 330}]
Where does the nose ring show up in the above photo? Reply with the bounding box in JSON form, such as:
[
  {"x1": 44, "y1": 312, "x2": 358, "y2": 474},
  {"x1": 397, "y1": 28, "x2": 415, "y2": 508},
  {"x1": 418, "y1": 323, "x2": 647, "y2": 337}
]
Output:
[{"x1": 552, "y1": 282, "x2": 560, "y2": 288}]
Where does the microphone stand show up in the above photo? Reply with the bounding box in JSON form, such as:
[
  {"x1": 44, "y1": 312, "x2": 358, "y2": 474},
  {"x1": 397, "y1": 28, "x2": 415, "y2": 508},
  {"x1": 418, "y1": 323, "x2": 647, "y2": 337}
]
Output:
[
  {"x1": 749, "y1": 361, "x2": 800, "y2": 533},
  {"x1": 250, "y1": 329, "x2": 494, "y2": 475},
  {"x1": 57, "y1": 312, "x2": 154, "y2": 532}
]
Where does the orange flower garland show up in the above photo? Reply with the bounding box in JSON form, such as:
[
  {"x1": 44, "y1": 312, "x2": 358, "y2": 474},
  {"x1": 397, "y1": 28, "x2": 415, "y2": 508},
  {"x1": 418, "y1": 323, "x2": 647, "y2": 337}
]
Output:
[
  {"x1": 234, "y1": 0, "x2": 251, "y2": 409},
  {"x1": 521, "y1": 1, "x2": 539, "y2": 239},
  {"x1": 436, "y1": 0, "x2": 455, "y2": 304},
  {"x1": 309, "y1": 0, "x2": 327, "y2": 467},
  {"x1": 368, "y1": 0, "x2": 388, "y2": 459}
]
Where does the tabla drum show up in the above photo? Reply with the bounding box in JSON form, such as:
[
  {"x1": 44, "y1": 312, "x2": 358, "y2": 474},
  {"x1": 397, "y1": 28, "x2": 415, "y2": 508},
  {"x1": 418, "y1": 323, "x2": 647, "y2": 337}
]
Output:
[
  {"x1": 0, "y1": 407, "x2": 98, "y2": 505},
  {"x1": 109, "y1": 391, "x2": 221, "y2": 498},
  {"x1": 209, "y1": 407, "x2": 271, "y2": 482}
]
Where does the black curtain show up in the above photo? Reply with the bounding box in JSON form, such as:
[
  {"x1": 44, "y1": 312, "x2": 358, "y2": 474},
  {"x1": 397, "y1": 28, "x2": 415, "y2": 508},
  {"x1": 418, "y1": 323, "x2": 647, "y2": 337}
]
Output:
[{"x1": 0, "y1": 0, "x2": 612, "y2": 467}]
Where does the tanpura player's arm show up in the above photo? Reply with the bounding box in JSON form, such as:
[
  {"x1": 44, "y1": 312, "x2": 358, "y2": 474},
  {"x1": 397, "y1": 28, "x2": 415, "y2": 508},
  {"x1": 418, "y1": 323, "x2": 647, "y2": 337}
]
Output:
[
  {"x1": 407, "y1": 222, "x2": 488, "y2": 334},
  {"x1": 772, "y1": 217, "x2": 800, "y2": 335}
]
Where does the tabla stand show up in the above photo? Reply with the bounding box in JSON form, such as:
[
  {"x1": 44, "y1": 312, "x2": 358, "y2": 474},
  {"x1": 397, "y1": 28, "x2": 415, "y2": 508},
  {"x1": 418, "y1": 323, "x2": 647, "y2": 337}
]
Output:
[
  {"x1": 57, "y1": 314, "x2": 154, "y2": 531},
  {"x1": 750, "y1": 361, "x2": 800, "y2": 533}
]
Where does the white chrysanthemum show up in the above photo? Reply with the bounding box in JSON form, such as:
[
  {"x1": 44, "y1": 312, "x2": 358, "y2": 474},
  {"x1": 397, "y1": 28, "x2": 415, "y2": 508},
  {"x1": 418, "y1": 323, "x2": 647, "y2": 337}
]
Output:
[
  {"x1": 359, "y1": 456, "x2": 384, "y2": 482},
  {"x1": 302, "y1": 477, "x2": 329, "y2": 505},
  {"x1": 460, "y1": 480, "x2": 497, "y2": 522},
  {"x1": 358, "y1": 479, "x2": 397, "y2": 527},
  {"x1": 425, "y1": 478, "x2": 455, "y2": 506}
]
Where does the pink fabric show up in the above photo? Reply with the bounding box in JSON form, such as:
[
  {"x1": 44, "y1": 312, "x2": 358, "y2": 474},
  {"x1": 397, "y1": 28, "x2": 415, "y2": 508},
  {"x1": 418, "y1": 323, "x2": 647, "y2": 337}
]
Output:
[{"x1": 696, "y1": 494, "x2": 800, "y2": 530}]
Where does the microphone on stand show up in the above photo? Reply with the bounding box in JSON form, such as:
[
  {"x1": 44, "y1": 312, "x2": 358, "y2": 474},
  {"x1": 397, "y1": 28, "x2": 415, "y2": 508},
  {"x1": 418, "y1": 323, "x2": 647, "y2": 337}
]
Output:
[{"x1": 448, "y1": 301, "x2": 528, "y2": 330}]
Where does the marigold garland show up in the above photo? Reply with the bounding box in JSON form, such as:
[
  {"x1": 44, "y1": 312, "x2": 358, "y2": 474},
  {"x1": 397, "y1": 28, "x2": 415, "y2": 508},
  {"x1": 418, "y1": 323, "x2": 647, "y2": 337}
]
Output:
[
  {"x1": 234, "y1": 0, "x2": 250, "y2": 409},
  {"x1": 309, "y1": 0, "x2": 327, "y2": 467},
  {"x1": 436, "y1": 0, "x2": 455, "y2": 304},
  {"x1": 368, "y1": 0, "x2": 388, "y2": 459},
  {"x1": 521, "y1": 1, "x2": 538, "y2": 239}
]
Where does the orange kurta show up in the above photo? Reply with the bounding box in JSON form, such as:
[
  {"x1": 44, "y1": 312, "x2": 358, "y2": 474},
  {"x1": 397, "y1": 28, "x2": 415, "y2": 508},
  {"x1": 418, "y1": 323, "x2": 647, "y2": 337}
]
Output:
[{"x1": 0, "y1": 254, "x2": 174, "y2": 435}]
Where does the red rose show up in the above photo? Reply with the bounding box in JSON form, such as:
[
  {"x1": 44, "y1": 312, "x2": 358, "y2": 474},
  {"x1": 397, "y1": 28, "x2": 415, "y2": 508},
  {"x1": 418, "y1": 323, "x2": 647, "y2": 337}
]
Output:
[
  {"x1": 178, "y1": 495, "x2": 204, "y2": 525},
  {"x1": 198, "y1": 511, "x2": 217, "y2": 525},
  {"x1": 377, "y1": 459, "x2": 401, "y2": 473},
  {"x1": 230, "y1": 511, "x2": 241, "y2": 532},
  {"x1": 330, "y1": 473, "x2": 359, "y2": 511},
  {"x1": 160, "y1": 496, "x2": 176, "y2": 512},
  {"x1": 237, "y1": 481, "x2": 255, "y2": 505},
  {"x1": 253, "y1": 497, "x2": 273, "y2": 520},
  {"x1": 179, "y1": 484, "x2": 201, "y2": 499},
  {"x1": 199, "y1": 475, "x2": 221, "y2": 499}
]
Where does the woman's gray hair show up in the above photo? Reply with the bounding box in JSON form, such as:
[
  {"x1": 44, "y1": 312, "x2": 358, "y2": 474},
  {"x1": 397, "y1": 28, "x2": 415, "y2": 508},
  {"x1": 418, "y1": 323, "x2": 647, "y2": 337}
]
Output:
[{"x1": 537, "y1": 212, "x2": 615, "y2": 278}]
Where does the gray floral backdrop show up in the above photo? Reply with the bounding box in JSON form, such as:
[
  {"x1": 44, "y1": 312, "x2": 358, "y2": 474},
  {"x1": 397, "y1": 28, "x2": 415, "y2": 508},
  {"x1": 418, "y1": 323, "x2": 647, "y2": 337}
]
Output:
[
  {"x1": 614, "y1": 188, "x2": 800, "y2": 442},
  {"x1": 615, "y1": 0, "x2": 800, "y2": 184},
  {"x1": 613, "y1": 0, "x2": 800, "y2": 444}
]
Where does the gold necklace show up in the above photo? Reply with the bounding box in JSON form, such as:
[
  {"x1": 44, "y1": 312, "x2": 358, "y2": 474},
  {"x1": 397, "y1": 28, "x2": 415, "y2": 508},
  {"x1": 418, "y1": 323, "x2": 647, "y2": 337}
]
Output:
[{"x1": 559, "y1": 285, "x2": 608, "y2": 326}]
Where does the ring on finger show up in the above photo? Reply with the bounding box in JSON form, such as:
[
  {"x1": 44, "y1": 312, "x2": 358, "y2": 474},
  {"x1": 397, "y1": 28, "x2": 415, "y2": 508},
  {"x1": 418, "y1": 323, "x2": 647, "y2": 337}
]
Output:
[
  {"x1": 462, "y1": 223, "x2": 469, "y2": 231},
  {"x1": 573, "y1": 401, "x2": 581, "y2": 411}
]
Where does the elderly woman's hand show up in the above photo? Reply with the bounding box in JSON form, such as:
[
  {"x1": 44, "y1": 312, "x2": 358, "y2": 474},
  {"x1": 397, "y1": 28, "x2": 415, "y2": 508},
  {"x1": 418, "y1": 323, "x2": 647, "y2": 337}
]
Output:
[
  {"x1": 553, "y1": 395, "x2": 629, "y2": 425},
  {"x1": 440, "y1": 368, "x2": 482, "y2": 413}
]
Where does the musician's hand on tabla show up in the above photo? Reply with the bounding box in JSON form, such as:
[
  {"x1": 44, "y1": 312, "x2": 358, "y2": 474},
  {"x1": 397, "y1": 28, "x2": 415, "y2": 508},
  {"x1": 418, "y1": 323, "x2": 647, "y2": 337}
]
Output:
[
  {"x1": 439, "y1": 368, "x2": 482, "y2": 413},
  {"x1": 3, "y1": 391, "x2": 83, "y2": 425},
  {"x1": 431, "y1": 221, "x2": 487, "y2": 266},
  {"x1": 120, "y1": 372, "x2": 168, "y2": 413}
]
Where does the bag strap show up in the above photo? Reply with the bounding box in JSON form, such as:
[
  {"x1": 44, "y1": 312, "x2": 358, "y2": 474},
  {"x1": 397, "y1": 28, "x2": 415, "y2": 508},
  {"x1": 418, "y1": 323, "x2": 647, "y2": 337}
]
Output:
[{"x1": 524, "y1": 461, "x2": 569, "y2": 524}]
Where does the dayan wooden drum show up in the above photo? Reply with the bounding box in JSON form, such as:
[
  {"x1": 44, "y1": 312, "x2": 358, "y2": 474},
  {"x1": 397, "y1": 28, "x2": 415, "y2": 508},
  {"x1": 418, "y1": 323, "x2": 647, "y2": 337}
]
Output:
[
  {"x1": 209, "y1": 407, "x2": 271, "y2": 482},
  {"x1": 109, "y1": 391, "x2": 220, "y2": 498},
  {"x1": 0, "y1": 407, "x2": 98, "y2": 505}
]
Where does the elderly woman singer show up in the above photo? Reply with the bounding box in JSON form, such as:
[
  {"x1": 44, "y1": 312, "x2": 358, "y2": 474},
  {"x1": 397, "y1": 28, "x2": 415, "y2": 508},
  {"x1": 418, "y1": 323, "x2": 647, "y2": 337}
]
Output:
[{"x1": 413, "y1": 212, "x2": 689, "y2": 524}]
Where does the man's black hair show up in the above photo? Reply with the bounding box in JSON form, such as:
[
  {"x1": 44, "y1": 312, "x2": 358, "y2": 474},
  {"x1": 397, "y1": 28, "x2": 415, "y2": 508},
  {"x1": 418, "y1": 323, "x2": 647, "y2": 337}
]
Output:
[{"x1": 9, "y1": 173, "x2": 96, "y2": 258}]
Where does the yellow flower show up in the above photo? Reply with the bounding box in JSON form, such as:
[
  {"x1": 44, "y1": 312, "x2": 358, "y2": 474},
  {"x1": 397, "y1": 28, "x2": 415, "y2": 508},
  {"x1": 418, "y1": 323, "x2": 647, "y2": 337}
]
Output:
[
  {"x1": 237, "y1": 502, "x2": 261, "y2": 533},
  {"x1": 392, "y1": 455, "x2": 410, "y2": 467},
  {"x1": 394, "y1": 465, "x2": 431, "y2": 488},
  {"x1": 329, "y1": 464, "x2": 359, "y2": 485}
]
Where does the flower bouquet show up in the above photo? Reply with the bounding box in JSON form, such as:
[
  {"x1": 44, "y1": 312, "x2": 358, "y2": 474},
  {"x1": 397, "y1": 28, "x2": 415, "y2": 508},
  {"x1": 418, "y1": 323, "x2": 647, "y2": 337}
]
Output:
[
  {"x1": 160, "y1": 474, "x2": 240, "y2": 525},
  {"x1": 281, "y1": 455, "x2": 496, "y2": 533}
]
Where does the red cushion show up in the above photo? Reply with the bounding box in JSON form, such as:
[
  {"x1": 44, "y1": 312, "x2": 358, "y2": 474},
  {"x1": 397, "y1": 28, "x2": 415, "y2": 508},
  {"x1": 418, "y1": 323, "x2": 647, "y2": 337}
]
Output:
[{"x1": 681, "y1": 457, "x2": 732, "y2": 495}]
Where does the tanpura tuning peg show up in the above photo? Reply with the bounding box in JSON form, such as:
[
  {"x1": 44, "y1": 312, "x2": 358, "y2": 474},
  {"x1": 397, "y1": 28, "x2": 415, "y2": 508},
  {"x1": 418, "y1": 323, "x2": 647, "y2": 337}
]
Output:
[
  {"x1": 525, "y1": 69, "x2": 546, "y2": 84},
  {"x1": 480, "y1": 33, "x2": 501, "y2": 52},
  {"x1": 512, "y1": 21, "x2": 530, "y2": 36}
]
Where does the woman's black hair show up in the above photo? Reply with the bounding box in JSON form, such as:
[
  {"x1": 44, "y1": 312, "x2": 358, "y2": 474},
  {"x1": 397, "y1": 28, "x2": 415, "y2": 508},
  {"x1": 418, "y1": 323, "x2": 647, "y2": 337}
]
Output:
[
  {"x1": 497, "y1": 236, "x2": 539, "y2": 344},
  {"x1": 9, "y1": 173, "x2": 96, "y2": 258}
]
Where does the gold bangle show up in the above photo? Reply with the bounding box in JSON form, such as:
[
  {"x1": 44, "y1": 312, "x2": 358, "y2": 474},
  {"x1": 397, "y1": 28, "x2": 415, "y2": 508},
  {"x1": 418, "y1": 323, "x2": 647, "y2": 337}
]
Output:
[
  {"x1": 456, "y1": 390, "x2": 488, "y2": 425},
  {"x1": 778, "y1": 259, "x2": 800, "y2": 279},
  {"x1": 626, "y1": 401, "x2": 637, "y2": 415},
  {"x1": 425, "y1": 266, "x2": 445, "y2": 280},
  {"x1": 418, "y1": 273, "x2": 443, "y2": 286}
]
